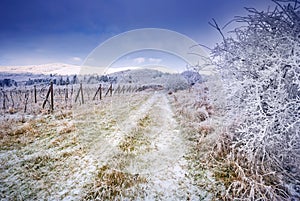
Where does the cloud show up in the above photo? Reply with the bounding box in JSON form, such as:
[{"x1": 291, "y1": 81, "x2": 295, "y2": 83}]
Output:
[
  {"x1": 72, "y1": 57, "x2": 82, "y2": 61},
  {"x1": 133, "y1": 57, "x2": 145, "y2": 64},
  {"x1": 148, "y1": 58, "x2": 162, "y2": 63}
]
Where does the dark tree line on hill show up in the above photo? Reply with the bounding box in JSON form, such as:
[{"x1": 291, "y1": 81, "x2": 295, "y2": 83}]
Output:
[
  {"x1": 0, "y1": 74, "x2": 119, "y2": 88},
  {"x1": 0, "y1": 79, "x2": 18, "y2": 87}
]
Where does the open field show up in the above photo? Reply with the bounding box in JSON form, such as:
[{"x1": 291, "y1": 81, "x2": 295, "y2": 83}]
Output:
[{"x1": 0, "y1": 86, "x2": 223, "y2": 200}]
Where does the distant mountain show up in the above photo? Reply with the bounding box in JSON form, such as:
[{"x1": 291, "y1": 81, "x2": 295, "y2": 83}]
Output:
[
  {"x1": 108, "y1": 68, "x2": 192, "y2": 92},
  {"x1": 109, "y1": 68, "x2": 166, "y2": 84},
  {"x1": 0, "y1": 65, "x2": 201, "y2": 92},
  {"x1": 106, "y1": 65, "x2": 178, "y2": 74},
  {"x1": 0, "y1": 63, "x2": 179, "y2": 76},
  {"x1": 0, "y1": 63, "x2": 80, "y2": 75}
]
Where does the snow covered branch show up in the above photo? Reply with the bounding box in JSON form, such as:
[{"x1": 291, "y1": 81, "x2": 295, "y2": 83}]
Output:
[{"x1": 209, "y1": 0, "x2": 300, "y2": 199}]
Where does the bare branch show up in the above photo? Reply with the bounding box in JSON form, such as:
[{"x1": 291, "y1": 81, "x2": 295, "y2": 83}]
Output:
[
  {"x1": 209, "y1": 18, "x2": 227, "y2": 46},
  {"x1": 189, "y1": 43, "x2": 213, "y2": 51}
]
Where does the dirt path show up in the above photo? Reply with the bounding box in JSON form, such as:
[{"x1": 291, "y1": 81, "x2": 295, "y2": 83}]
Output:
[
  {"x1": 127, "y1": 93, "x2": 205, "y2": 200},
  {"x1": 92, "y1": 93, "x2": 185, "y2": 172},
  {"x1": 79, "y1": 92, "x2": 207, "y2": 200}
]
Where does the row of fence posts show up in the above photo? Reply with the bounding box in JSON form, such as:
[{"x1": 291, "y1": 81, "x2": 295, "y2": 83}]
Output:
[
  {"x1": 42, "y1": 82, "x2": 113, "y2": 112},
  {"x1": 1, "y1": 85, "x2": 38, "y2": 113},
  {"x1": 1, "y1": 82, "x2": 117, "y2": 113}
]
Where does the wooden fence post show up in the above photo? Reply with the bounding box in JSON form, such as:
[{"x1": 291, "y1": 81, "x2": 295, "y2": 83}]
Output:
[
  {"x1": 126, "y1": 85, "x2": 132, "y2": 93},
  {"x1": 34, "y1": 85, "x2": 37, "y2": 103},
  {"x1": 10, "y1": 91, "x2": 14, "y2": 108},
  {"x1": 24, "y1": 91, "x2": 29, "y2": 113},
  {"x1": 75, "y1": 82, "x2": 84, "y2": 104},
  {"x1": 2, "y1": 91, "x2": 6, "y2": 110},
  {"x1": 114, "y1": 85, "x2": 121, "y2": 94},
  {"x1": 50, "y1": 82, "x2": 54, "y2": 112},
  {"x1": 42, "y1": 81, "x2": 54, "y2": 112},
  {"x1": 80, "y1": 83, "x2": 84, "y2": 104},
  {"x1": 93, "y1": 84, "x2": 102, "y2": 100},
  {"x1": 65, "y1": 84, "x2": 68, "y2": 101},
  {"x1": 105, "y1": 83, "x2": 113, "y2": 97},
  {"x1": 75, "y1": 84, "x2": 80, "y2": 103},
  {"x1": 110, "y1": 83, "x2": 113, "y2": 96},
  {"x1": 99, "y1": 84, "x2": 102, "y2": 100},
  {"x1": 132, "y1": 85, "x2": 138, "y2": 93},
  {"x1": 121, "y1": 85, "x2": 126, "y2": 94}
]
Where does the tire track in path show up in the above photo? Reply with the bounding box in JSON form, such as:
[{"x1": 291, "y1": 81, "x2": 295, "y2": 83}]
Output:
[
  {"x1": 102, "y1": 92, "x2": 206, "y2": 200},
  {"x1": 54, "y1": 92, "x2": 207, "y2": 200}
]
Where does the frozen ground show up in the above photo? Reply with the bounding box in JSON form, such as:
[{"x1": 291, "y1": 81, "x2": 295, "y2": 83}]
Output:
[{"x1": 0, "y1": 89, "x2": 219, "y2": 200}]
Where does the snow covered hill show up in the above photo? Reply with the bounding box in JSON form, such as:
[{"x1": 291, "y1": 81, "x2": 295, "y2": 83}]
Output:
[{"x1": 0, "y1": 63, "x2": 81, "y2": 75}]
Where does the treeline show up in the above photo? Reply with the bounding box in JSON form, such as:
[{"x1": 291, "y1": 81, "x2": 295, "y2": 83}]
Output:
[
  {"x1": 0, "y1": 79, "x2": 18, "y2": 87},
  {"x1": 0, "y1": 74, "x2": 118, "y2": 88}
]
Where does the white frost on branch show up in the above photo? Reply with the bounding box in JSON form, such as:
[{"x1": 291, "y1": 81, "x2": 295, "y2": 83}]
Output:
[{"x1": 209, "y1": 0, "x2": 300, "y2": 199}]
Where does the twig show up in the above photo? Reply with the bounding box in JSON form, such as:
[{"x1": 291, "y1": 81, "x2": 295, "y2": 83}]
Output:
[{"x1": 209, "y1": 18, "x2": 227, "y2": 46}]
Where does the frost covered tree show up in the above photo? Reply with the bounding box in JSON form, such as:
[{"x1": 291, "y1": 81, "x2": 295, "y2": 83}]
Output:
[
  {"x1": 164, "y1": 74, "x2": 189, "y2": 92},
  {"x1": 210, "y1": 0, "x2": 300, "y2": 199}
]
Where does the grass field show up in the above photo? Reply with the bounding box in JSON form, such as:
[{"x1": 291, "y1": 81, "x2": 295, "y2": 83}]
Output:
[{"x1": 0, "y1": 86, "x2": 225, "y2": 200}]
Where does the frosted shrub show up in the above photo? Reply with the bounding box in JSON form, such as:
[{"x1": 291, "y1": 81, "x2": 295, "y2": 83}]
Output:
[
  {"x1": 164, "y1": 74, "x2": 189, "y2": 92},
  {"x1": 210, "y1": 0, "x2": 300, "y2": 199}
]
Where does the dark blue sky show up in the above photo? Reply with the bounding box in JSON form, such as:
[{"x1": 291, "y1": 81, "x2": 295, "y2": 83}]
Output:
[{"x1": 0, "y1": 0, "x2": 272, "y2": 65}]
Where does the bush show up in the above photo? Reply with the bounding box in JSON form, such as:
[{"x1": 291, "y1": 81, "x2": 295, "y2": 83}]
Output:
[
  {"x1": 210, "y1": 0, "x2": 300, "y2": 199},
  {"x1": 164, "y1": 74, "x2": 189, "y2": 92}
]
